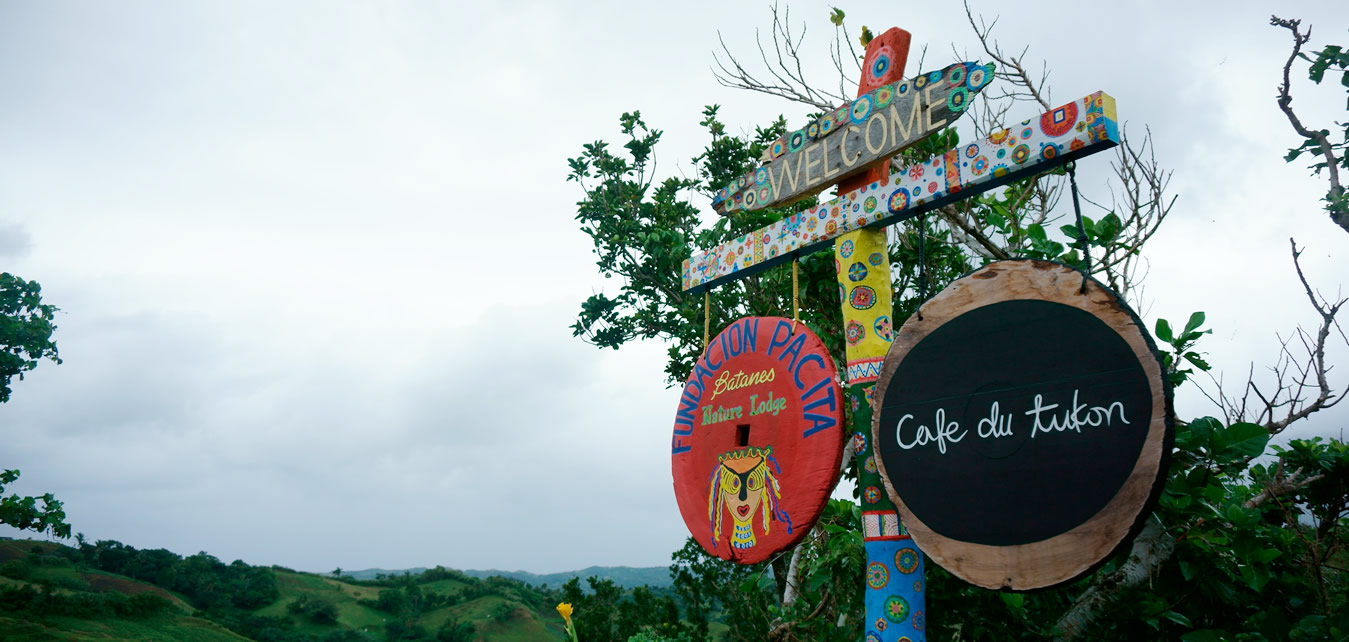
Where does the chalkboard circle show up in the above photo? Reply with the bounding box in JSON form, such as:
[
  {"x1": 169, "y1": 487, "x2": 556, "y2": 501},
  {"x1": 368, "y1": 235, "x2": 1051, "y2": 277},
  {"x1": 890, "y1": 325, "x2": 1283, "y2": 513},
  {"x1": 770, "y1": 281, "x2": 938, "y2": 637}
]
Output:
[
  {"x1": 671, "y1": 317, "x2": 846, "y2": 564},
  {"x1": 871, "y1": 260, "x2": 1172, "y2": 590}
]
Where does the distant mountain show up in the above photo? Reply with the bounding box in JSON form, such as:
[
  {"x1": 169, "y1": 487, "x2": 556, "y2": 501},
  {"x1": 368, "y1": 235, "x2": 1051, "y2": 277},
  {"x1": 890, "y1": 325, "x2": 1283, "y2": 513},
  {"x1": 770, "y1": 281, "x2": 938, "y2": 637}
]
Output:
[
  {"x1": 340, "y1": 565, "x2": 672, "y2": 588},
  {"x1": 462, "y1": 565, "x2": 673, "y2": 589},
  {"x1": 340, "y1": 566, "x2": 427, "y2": 580}
]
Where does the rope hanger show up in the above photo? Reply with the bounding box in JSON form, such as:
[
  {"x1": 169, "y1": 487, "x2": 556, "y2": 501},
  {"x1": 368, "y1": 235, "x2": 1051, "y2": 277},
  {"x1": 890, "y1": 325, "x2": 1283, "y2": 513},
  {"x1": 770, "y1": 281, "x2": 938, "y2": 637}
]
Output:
[{"x1": 1066, "y1": 161, "x2": 1092, "y2": 294}]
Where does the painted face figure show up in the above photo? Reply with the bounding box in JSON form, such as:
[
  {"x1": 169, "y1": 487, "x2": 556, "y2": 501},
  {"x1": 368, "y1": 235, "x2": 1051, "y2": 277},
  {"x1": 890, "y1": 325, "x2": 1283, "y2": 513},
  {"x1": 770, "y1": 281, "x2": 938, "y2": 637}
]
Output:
[{"x1": 707, "y1": 446, "x2": 791, "y2": 550}]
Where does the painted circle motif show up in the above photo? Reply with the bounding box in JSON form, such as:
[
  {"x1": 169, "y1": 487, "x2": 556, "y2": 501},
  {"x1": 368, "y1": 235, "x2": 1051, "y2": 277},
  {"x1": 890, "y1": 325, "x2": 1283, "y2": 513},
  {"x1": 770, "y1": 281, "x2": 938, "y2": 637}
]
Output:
[
  {"x1": 1041, "y1": 101, "x2": 1079, "y2": 138},
  {"x1": 807, "y1": 122, "x2": 820, "y2": 139},
  {"x1": 914, "y1": 75, "x2": 927, "y2": 89},
  {"x1": 755, "y1": 168, "x2": 770, "y2": 185},
  {"x1": 990, "y1": 128, "x2": 1009, "y2": 145},
  {"x1": 868, "y1": 252, "x2": 884, "y2": 267},
  {"x1": 851, "y1": 95, "x2": 873, "y2": 124},
  {"x1": 964, "y1": 143, "x2": 980, "y2": 159},
  {"x1": 670, "y1": 317, "x2": 846, "y2": 565},
  {"x1": 913, "y1": 579, "x2": 923, "y2": 593},
  {"x1": 1011, "y1": 144, "x2": 1031, "y2": 164},
  {"x1": 968, "y1": 65, "x2": 989, "y2": 89},
  {"x1": 820, "y1": 115, "x2": 835, "y2": 136},
  {"x1": 948, "y1": 64, "x2": 966, "y2": 86},
  {"x1": 947, "y1": 87, "x2": 969, "y2": 112},
  {"x1": 866, "y1": 562, "x2": 889, "y2": 589},
  {"x1": 866, "y1": 633, "x2": 881, "y2": 642},
  {"x1": 899, "y1": 638, "x2": 913, "y2": 642},
  {"x1": 896, "y1": 548, "x2": 919, "y2": 574},
  {"x1": 897, "y1": 82, "x2": 909, "y2": 95},
  {"x1": 928, "y1": 70, "x2": 943, "y2": 84},
  {"x1": 771, "y1": 139, "x2": 785, "y2": 158},
  {"x1": 971, "y1": 156, "x2": 990, "y2": 176},
  {"x1": 864, "y1": 486, "x2": 882, "y2": 504},
  {"x1": 875, "y1": 86, "x2": 894, "y2": 108},
  {"x1": 869, "y1": 49, "x2": 892, "y2": 84},
  {"x1": 874, "y1": 315, "x2": 893, "y2": 341},
  {"x1": 884, "y1": 596, "x2": 911, "y2": 623},
  {"x1": 850, "y1": 286, "x2": 877, "y2": 310},
  {"x1": 839, "y1": 239, "x2": 855, "y2": 258},
  {"x1": 848, "y1": 262, "x2": 869, "y2": 282},
  {"x1": 864, "y1": 456, "x2": 878, "y2": 473},
  {"x1": 1041, "y1": 144, "x2": 1059, "y2": 161},
  {"x1": 853, "y1": 431, "x2": 868, "y2": 454},
  {"x1": 863, "y1": 196, "x2": 878, "y2": 213},
  {"x1": 758, "y1": 186, "x2": 772, "y2": 203},
  {"x1": 888, "y1": 190, "x2": 910, "y2": 213},
  {"x1": 926, "y1": 181, "x2": 938, "y2": 194},
  {"x1": 846, "y1": 320, "x2": 865, "y2": 345},
  {"x1": 913, "y1": 611, "x2": 925, "y2": 631},
  {"x1": 875, "y1": 618, "x2": 887, "y2": 632},
  {"x1": 788, "y1": 130, "x2": 807, "y2": 152},
  {"x1": 1021, "y1": 126, "x2": 1034, "y2": 140}
]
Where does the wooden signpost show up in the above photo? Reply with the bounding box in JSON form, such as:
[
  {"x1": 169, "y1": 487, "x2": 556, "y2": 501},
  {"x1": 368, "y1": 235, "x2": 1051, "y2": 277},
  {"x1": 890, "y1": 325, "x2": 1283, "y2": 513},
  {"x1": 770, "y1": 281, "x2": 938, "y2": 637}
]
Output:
[{"x1": 670, "y1": 23, "x2": 1139, "y2": 642}]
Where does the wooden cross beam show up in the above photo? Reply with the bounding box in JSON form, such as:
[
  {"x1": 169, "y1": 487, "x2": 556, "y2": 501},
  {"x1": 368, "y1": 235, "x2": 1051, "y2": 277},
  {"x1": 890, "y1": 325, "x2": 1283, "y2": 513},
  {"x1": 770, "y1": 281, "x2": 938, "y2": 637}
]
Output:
[{"x1": 682, "y1": 91, "x2": 1120, "y2": 292}]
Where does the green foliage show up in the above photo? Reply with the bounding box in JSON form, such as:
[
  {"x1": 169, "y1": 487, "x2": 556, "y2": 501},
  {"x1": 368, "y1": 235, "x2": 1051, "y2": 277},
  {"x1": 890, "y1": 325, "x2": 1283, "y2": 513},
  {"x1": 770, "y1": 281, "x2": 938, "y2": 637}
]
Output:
[
  {"x1": 0, "y1": 583, "x2": 172, "y2": 619},
  {"x1": 1155, "y1": 311, "x2": 1213, "y2": 388},
  {"x1": 0, "y1": 272, "x2": 61, "y2": 404},
  {"x1": 0, "y1": 469, "x2": 71, "y2": 539},
  {"x1": 1281, "y1": 32, "x2": 1349, "y2": 222},
  {"x1": 559, "y1": 576, "x2": 688, "y2": 642},
  {"x1": 287, "y1": 594, "x2": 340, "y2": 624}
]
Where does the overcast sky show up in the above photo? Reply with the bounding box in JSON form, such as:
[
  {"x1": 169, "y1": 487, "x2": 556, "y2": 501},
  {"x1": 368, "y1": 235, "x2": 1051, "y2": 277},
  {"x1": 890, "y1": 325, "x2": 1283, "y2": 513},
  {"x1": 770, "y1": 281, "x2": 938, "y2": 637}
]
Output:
[{"x1": 2, "y1": 0, "x2": 1346, "y2": 575}]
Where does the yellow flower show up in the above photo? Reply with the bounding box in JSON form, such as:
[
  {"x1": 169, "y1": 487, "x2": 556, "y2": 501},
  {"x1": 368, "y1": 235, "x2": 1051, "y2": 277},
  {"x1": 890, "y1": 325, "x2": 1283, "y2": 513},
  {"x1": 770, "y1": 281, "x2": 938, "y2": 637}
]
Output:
[{"x1": 556, "y1": 602, "x2": 573, "y2": 624}]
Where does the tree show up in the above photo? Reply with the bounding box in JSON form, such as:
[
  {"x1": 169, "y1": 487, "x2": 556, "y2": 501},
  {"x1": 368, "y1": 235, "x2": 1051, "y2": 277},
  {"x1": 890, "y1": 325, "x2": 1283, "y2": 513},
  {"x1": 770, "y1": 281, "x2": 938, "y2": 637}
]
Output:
[
  {"x1": 0, "y1": 272, "x2": 69, "y2": 539},
  {"x1": 0, "y1": 272, "x2": 61, "y2": 404},
  {"x1": 571, "y1": 5, "x2": 1348, "y2": 641},
  {"x1": 1272, "y1": 16, "x2": 1349, "y2": 234}
]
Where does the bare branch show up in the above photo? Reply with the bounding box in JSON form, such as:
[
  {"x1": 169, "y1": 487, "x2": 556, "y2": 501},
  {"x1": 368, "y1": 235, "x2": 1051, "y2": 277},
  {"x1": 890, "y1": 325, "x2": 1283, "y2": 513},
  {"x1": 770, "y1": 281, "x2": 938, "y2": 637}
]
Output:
[{"x1": 1270, "y1": 16, "x2": 1348, "y2": 234}]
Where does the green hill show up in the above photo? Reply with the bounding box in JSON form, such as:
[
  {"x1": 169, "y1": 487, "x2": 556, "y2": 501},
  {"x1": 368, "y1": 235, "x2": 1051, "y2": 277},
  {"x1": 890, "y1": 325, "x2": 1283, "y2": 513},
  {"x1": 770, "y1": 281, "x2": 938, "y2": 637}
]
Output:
[
  {"x1": 0, "y1": 538, "x2": 689, "y2": 641},
  {"x1": 460, "y1": 566, "x2": 671, "y2": 590},
  {"x1": 344, "y1": 565, "x2": 672, "y2": 590}
]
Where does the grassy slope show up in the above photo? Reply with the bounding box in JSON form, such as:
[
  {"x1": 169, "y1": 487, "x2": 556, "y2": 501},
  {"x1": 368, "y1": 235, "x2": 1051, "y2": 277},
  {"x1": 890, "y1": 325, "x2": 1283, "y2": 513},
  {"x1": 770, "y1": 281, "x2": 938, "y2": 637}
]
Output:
[
  {"x1": 0, "y1": 540, "x2": 574, "y2": 641},
  {"x1": 0, "y1": 613, "x2": 251, "y2": 642}
]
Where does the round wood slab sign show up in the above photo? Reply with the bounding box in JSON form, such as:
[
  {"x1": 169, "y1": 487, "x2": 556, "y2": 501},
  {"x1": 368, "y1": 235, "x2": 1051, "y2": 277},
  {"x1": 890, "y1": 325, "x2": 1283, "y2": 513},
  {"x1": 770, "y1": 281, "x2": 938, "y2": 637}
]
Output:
[
  {"x1": 672, "y1": 316, "x2": 845, "y2": 564},
  {"x1": 871, "y1": 260, "x2": 1172, "y2": 590}
]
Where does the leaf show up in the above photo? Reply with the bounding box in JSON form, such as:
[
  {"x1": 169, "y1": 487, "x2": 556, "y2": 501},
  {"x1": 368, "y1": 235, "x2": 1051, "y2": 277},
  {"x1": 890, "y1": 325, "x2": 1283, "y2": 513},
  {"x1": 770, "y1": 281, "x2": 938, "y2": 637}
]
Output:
[
  {"x1": 1183, "y1": 311, "x2": 1207, "y2": 335},
  {"x1": 1183, "y1": 352, "x2": 1211, "y2": 371},
  {"x1": 1179, "y1": 561, "x2": 1196, "y2": 581},
  {"x1": 1162, "y1": 611, "x2": 1193, "y2": 628},
  {"x1": 828, "y1": 7, "x2": 845, "y2": 26},
  {"x1": 1155, "y1": 318, "x2": 1175, "y2": 343},
  {"x1": 1212, "y1": 422, "x2": 1270, "y2": 462},
  {"x1": 1181, "y1": 629, "x2": 1230, "y2": 642},
  {"x1": 1000, "y1": 592, "x2": 1024, "y2": 610}
]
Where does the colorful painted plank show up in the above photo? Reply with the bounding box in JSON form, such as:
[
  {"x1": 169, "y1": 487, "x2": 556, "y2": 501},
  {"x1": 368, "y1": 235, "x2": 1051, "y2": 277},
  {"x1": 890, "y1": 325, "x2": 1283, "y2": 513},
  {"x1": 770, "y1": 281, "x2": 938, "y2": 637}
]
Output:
[
  {"x1": 710, "y1": 61, "x2": 995, "y2": 216},
  {"x1": 682, "y1": 92, "x2": 1120, "y2": 292}
]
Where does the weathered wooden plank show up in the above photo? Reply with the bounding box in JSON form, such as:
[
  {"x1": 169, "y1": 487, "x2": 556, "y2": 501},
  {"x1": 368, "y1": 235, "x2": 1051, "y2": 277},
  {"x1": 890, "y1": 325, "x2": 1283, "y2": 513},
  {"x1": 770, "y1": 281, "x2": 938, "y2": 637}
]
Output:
[
  {"x1": 711, "y1": 61, "x2": 995, "y2": 215},
  {"x1": 682, "y1": 91, "x2": 1120, "y2": 292},
  {"x1": 870, "y1": 260, "x2": 1172, "y2": 591}
]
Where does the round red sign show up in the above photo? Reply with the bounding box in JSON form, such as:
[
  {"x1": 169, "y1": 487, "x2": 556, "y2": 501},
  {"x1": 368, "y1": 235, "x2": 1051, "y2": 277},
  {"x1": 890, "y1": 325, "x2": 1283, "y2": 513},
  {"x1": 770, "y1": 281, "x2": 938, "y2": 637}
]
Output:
[{"x1": 671, "y1": 316, "x2": 846, "y2": 564}]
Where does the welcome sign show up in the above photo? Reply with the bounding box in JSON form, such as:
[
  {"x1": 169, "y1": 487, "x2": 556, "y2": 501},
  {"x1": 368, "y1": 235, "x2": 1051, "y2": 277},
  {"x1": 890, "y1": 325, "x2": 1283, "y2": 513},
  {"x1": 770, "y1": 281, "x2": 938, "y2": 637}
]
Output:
[
  {"x1": 671, "y1": 317, "x2": 845, "y2": 564},
  {"x1": 871, "y1": 260, "x2": 1172, "y2": 590}
]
